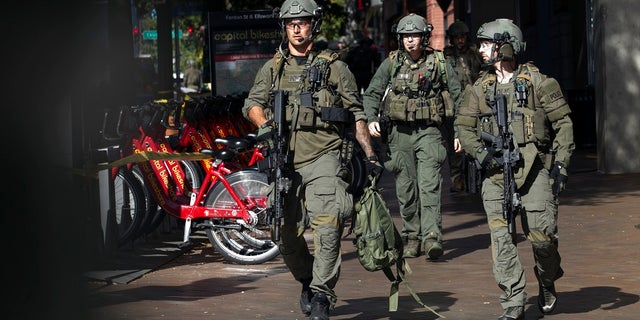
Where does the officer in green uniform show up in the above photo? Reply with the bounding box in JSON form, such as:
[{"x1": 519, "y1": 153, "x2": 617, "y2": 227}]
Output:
[
  {"x1": 363, "y1": 13, "x2": 462, "y2": 260},
  {"x1": 243, "y1": 1, "x2": 378, "y2": 319},
  {"x1": 455, "y1": 18, "x2": 574, "y2": 320},
  {"x1": 442, "y1": 20, "x2": 483, "y2": 192}
]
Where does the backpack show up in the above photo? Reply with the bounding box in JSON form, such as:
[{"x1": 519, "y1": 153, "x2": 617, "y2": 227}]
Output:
[{"x1": 352, "y1": 173, "x2": 445, "y2": 317}]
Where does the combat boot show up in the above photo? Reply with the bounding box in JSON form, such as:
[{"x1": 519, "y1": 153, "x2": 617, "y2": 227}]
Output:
[
  {"x1": 498, "y1": 305, "x2": 524, "y2": 320},
  {"x1": 309, "y1": 292, "x2": 330, "y2": 320},
  {"x1": 534, "y1": 266, "x2": 558, "y2": 314},
  {"x1": 403, "y1": 235, "x2": 420, "y2": 258},
  {"x1": 424, "y1": 233, "x2": 443, "y2": 260},
  {"x1": 299, "y1": 278, "x2": 313, "y2": 316}
]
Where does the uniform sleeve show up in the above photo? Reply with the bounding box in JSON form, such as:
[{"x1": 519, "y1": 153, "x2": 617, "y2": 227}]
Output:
[
  {"x1": 242, "y1": 61, "x2": 274, "y2": 120},
  {"x1": 538, "y1": 77, "x2": 575, "y2": 167},
  {"x1": 331, "y1": 59, "x2": 365, "y2": 121},
  {"x1": 444, "y1": 59, "x2": 463, "y2": 110},
  {"x1": 455, "y1": 85, "x2": 485, "y2": 160},
  {"x1": 362, "y1": 57, "x2": 392, "y2": 123}
]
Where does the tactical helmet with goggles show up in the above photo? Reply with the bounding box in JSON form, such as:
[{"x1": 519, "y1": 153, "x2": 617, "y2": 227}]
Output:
[
  {"x1": 476, "y1": 18, "x2": 526, "y2": 61},
  {"x1": 277, "y1": 0, "x2": 323, "y2": 37},
  {"x1": 393, "y1": 13, "x2": 433, "y2": 48}
]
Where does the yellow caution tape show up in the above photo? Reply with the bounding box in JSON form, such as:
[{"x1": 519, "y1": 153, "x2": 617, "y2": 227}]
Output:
[
  {"x1": 96, "y1": 151, "x2": 212, "y2": 171},
  {"x1": 67, "y1": 151, "x2": 212, "y2": 178}
]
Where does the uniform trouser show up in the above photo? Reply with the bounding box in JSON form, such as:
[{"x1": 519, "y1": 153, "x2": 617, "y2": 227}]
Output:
[
  {"x1": 276, "y1": 150, "x2": 352, "y2": 308},
  {"x1": 384, "y1": 124, "x2": 446, "y2": 243},
  {"x1": 440, "y1": 116, "x2": 465, "y2": 182},
  {"x1": 481, "y1": 167, "x2": 563, "y2": 309}
]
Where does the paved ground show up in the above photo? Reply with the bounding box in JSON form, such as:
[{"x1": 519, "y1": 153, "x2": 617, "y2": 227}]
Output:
[{"x1": 85, "y1": 147, "x2": 640, "y2": 320}]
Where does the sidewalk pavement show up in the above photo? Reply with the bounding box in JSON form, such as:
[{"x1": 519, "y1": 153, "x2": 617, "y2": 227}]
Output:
[{"x1": 85, "y1": 147, "x2": 640, "y2": 320}]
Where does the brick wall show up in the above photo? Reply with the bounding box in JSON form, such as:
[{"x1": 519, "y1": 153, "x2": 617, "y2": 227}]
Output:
[{"x1": 425, "y1": 0, "x2": 455, "y2": 50}]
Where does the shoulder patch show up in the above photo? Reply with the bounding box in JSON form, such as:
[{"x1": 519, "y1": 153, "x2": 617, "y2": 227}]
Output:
[{"x1": 317, "y1": 49, "x2": 339, "y2": 63}]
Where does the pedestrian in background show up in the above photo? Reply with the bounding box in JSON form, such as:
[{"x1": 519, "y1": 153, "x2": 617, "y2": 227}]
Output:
[
  {"x1": 363, "y1": 13, "x2": 462, "y2": 260},
  {"x1": 456, "y1": 18, "x2": 574, "y2": 320},
  {"x1": 182, "y1": 59, "x2": 202, "y2": 92}
]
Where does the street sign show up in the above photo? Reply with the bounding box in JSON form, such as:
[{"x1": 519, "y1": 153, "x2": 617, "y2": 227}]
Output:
[{"x1": 142, "y1": 30, "x2": 184, "y2": 40}]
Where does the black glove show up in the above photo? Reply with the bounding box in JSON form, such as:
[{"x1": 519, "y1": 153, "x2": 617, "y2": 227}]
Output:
[
  {"x1": 365, "y1": 159, "x2": 384, "y2": 179},
  {"x1": 549, "y1": 161, "x2": 568, "y2": 196}
]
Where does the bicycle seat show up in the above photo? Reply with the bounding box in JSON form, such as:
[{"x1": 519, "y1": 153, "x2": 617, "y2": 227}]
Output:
[
  {"x1": 200, "y1": 148, "x2": 237, "y2": 161},
  {"x1": 214, "y1": 136, "x2": 251, "y2": 151},
  {"x1": 244, "y1": 134, "x2": 257, "y2": 146}
]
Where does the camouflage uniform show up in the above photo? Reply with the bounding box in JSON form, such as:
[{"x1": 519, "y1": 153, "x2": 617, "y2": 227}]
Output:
[
  {"x1": 456, "y1": 18, "x2": 574, "y2": 319},
  {"x1": 363, "y1": 14, "x2": 462, "y2": 259},
  {"x1": 243, "y1": 47, "x2": 364, "y2": 308}
]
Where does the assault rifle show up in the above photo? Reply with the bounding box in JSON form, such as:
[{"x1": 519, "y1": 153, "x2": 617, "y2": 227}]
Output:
[
  {"x1": 378, "y1": 86, "x2": 393, "y2": 143},
  {"x1": 481, "y1": 94, "x2": 522, "y2": 244},
  {"x1": 257, "y1": 90, "x2": 290, "y2": 242}
]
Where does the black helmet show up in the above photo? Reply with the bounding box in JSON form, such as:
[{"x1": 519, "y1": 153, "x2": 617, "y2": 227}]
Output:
[
  {"x1": 393, "y1": 13, "x2": 433, "y2": 49},
  {"x1": 476, "y1": 18, "x2": 526, "y2": 61},
  {"x1": 447, "y1": 20, "x2": 470, "y2": 37}
]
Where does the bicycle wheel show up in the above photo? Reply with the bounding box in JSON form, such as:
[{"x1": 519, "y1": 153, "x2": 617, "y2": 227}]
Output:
[
  {"x1": 140, "y1": 160, "x2": 204, "y2": 235},
  {"x1": 204, "y1": 170, "x2": 280, "y2": 264},
  {"x1": 113, "y1": 167, "x2": 147, "y2": 247},
  {"x1": 131, "y1": 164, "x2": 159, "y2": 235}
]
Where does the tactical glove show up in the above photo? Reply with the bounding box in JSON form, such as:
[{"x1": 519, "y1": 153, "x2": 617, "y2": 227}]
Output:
[
  {"x1": 256, "y1": 123, "x2": 274, "y2": 149},
  {"x1": 365, "y1": 158, "x2": 384, "y2": 179},
  {"x1": 549, "y1": 161, "x2": 568, "y2": 196}
]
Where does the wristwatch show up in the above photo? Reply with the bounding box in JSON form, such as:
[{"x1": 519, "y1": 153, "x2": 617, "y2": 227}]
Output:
[{"x1": 367, "y1": 155, "x2": 378, "y2": 162}]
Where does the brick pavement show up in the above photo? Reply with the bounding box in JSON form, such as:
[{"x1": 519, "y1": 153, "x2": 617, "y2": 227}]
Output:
[{"x1": 85, "y1": 148, "x2": 640, "y2": 319}]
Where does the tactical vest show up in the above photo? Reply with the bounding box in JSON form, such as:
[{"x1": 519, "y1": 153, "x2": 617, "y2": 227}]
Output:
[
  {"x1": 471, "y1": 62, "x2": 571, "y2": 187},
  {"x1": 382, "y1": 50, "x2": 449, "y2": 125},
  {"x1": 270, "y1": 49, "x2": 353, "y2": 132},
  {"x1": 474, "y1": 63, "x2": 550, "y2": 150}
]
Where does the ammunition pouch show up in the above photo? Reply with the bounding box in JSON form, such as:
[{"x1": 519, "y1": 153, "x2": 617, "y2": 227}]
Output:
[
  {"x1": 298, "y1": 106, "x2": 317, "y2": 128},
  {"x1": 442, "y1": 90, "x2": 455, "y2": 118},
  {"x1": 386, "y1": 91, "x2": 444, "y2": 125}
]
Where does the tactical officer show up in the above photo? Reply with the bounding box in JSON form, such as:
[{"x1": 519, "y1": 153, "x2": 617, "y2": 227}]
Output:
[
  {"x1": 363, "y1": 13, "x2": 462, "y2": 260},
  {"x1": 455, "y1": 18, "x2": 574, "y2": 320},
  {"x1": 442, "y1": 20, "x2": 483, "y2": 192},
  {"x1": 243, "y1": 0, "x2": 378, "y2": 319}
]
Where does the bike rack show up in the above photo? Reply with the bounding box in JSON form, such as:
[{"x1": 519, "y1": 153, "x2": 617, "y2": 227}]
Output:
[{"x1": 95, "y1": 145, "x2": 121, "y2": 254}]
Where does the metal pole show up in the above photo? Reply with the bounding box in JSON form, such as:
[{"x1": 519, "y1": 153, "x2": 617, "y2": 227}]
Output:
[{"x1": 174, "y1": 16, "x2": 181, "y2": 100}]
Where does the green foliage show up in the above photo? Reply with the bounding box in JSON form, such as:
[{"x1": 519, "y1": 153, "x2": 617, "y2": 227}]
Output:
[{"x1": 134, "y1": 7, "x2": 203, "y2": 70}]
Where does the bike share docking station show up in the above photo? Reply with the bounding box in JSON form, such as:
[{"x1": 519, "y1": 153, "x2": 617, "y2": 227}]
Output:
[{"x1": 96, "y1": 145, "x2": 121, "y2": 255}]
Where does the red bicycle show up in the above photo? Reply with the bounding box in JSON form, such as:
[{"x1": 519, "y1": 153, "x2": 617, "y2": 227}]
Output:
[{"x1": 103, "y1": 102, "x2": 278, "y2": 264}]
